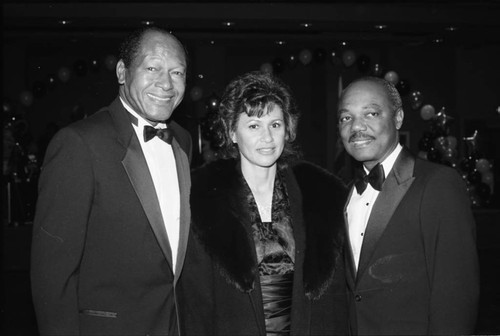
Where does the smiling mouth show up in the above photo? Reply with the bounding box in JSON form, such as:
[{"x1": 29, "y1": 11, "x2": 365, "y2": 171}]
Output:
[
  {"x1": 257, "y1": 148, "x2": 275, "y2": 154},
  {"x1": 147, "y1": 93, "x2": 173, "y2": 102},
  {"x1": 352, "y1": 138, "x2": 372, "y2": 145}
]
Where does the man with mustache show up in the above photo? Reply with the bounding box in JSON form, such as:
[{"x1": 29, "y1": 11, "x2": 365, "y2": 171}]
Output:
[{"x1": 337, "y1": 76, "x2": 479, "y2": 335}]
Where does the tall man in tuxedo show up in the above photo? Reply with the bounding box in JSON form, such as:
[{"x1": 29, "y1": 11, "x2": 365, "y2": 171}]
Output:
[
  {"x1": 31, "y1": 26, "x2": 192, "y2": 335},
  {"x1": 337, "y1": 76, "x2": 479, "y2": 335}
]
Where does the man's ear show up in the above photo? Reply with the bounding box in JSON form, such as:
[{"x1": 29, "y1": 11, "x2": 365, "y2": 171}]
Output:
[
  {"x1": 116, "y1": 60, "x2": 126, "y2": 84},
  {"x1": 231, "y1": 132, "x2": 237, "y2": 143},
  {"x1": 395, "y1": 108, "x2": 404, "y2": 130}
]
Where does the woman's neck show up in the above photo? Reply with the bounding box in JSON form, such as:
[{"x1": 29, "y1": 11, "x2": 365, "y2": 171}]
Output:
[{"x1": 241, "y1": 162, "x2": 276, "y2": 222}]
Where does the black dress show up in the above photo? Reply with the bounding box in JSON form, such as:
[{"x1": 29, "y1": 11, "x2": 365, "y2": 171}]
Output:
[{"x1": 245, "y1": 173, "x2": 295, "y2": 336}]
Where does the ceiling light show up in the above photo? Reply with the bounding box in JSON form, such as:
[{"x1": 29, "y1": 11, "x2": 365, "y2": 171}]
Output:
[
  {"x1": 300, "y1": 23, "x2": 312, "y2": 28},
  {"x1": 445, "y1": 26, "x2": 458, "y2": 32},
  {"x1": 141, "y1": 21, "x2": 154, "y2": 26},
  {"x1": 222, "y1": 21, "x2": 235, "y2": 27},
  {"x1": 58, "y1": 20, "x2": 71, "y2": 25},
  {"x1": 275, "y1": 40, "x2": 286, "y2": 46},
  {"x1": 374, "y1": 24, "x2": 387, "y2": 30}
]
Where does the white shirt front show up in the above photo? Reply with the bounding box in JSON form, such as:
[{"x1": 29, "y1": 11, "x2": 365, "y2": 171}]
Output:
[
  {"x1": 347, "y1": 143, "x2": 402, "y2": 271},
  {"x1": 120, "y1": 97, "x2": 180, "y2": 272}
]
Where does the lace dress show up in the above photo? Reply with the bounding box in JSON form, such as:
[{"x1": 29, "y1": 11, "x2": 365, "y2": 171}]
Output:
[{"x1": 245, "y1": 173, "x2": 295, "y2": 336}]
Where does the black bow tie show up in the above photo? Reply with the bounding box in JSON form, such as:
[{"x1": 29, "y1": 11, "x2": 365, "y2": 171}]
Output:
[
  {"x1": 354, "y1": 163, "x2": 385, "y2": 194},
  {"x1": 143, "y1": 125, "x2": 173, "y2": 144}
]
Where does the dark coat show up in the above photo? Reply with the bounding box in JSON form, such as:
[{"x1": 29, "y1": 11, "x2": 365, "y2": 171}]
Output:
[
  {"x1": 31, "y1": 97, "x2": 192, "y2": 335},
  {"x1": 345, "y1": 148, "x2": 480, "y2": 335},
  {"x1": 178, "y1": 159, "x2": 349, "y2": 335}
]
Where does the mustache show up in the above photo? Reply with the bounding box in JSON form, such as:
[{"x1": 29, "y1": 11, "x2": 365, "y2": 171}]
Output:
[{"x1": 349, "y1": 132, "x2": 374, "y2": 142}]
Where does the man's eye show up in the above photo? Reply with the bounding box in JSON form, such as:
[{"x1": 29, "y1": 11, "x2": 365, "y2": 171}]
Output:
[
  {"x1": 339, "y1": 116, "x2": 350, "y2": 123},
  {"x1": 272, "y1": 122, "x2": 282, "y2": 128},
  {"x1": 147, "y1": 67, "x2": 157, "y2": 72},
  {"x1": 172, "y1": 71, "x2": 185, "y2": 77},
  {"x1": 249, "y1": 124, "x2": 258, "y2": 129}
]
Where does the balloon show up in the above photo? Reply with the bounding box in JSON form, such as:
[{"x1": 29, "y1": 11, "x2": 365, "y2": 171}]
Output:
[
  {"x1": 328, "y1": 49, "x2": 342, "y2": 66},
  {"x1": 58, "y1": 66, "x2": 71, "y2": 83},
  {"x1": 73, "y1": 59, "x2": 88, "y2": 76},
  {"x1": 272, "y1": 58, "x2": 285, "y2": 73},
  {"x1": 420, "y1": 104, "x2": 436, "y2": 120},
  {"x1": 32, "y1": 81, "x2": 46, "y2": 99},
  {"x1": 384, "y1": 71, "x2": 399, "y2": 85},
  {"x1": 370, "y1": 63, "x2": 384, "y2": 77},
  {"x1": 396, "y1": 79, "x2": 411, "y2": 96},
  {"x1": 190, "y1": 86, "x2": 203, "y2": 102},
  {"x1": 446, "y1": 135, "x2": 457, "y2": 149},
  {"x1": 341, "y1": 49, "x2": 356, "y2": 67},
  {"x1": 475, "y1": 158, "x2": 491, "y2": 173},
  {"x1": 356, "y1": 54, "x2": 371, "y2": 74},
  {"x1": 299, "y1": 49, "x2": 313, "y2": 65},
  {"x1": 260, "y1": 62, "x2": 273, "y2": 74},
  {"x1": 314, "y1": 48, "x2": 327, "y2": 63},
  {"x1": 287, "y1": 54, "x2": 298, "y2": 69},
  {"x1": 104, "y1": 55, "x2": 117, "y2": 71},
  {"x1": 19, "y1": 90, "x2": 34, "y2": 107},
  {"x1": 410, "y1": 91, "x2": 423, "y2": 110}
]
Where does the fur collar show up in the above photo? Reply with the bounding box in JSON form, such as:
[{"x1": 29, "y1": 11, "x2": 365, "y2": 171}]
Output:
[{"x1": 190, "y1": 159, "x2": 347, "y2": 299}]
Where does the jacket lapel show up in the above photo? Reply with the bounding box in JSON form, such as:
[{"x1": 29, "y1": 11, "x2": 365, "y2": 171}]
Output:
[
  {"x1": 109, "y1": 98, "x2": 174, "y2": 271},
  {"x1": 170, "y1": 136, "x2": 191, "y2": 283},
  {"x1": 356, "y1": 149, "x2": 415, "y2": 281},
  {"x1": 343, "y1": 186, "x2": 357, "y2": 289}
]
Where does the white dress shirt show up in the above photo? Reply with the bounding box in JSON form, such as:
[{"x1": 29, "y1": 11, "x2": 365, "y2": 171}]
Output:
[
  {"x1": 347, "y1": 143, "x2": 402, "y2": 271},
  {"x1": 120, "y1": 97, "x2": 180, "y2": 272}
]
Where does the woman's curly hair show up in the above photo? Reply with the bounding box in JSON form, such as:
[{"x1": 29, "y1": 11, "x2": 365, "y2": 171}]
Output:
[{"x1": 212, "y1": 71, "x2": 301, "y2": 169}]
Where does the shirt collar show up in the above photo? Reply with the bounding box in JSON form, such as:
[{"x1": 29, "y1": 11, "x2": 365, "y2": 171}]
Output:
[
  {"x1": 119, "y1": 96, "x2": 166, "y2": 130},
  {"x1": 364, "y1": 143, "x2": 402, "y2": 178}
]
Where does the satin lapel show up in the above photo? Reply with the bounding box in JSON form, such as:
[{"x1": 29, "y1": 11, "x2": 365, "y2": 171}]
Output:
[
  {"x1": 122, "y1": 136, "x2": 174, "y2": 270},
  {"x1": 356, "y1": 149, "x2": 416, "y2": 281},
  {"x1": 171, "y1": 137, "x2": 191, "y2": 283},
  {"x1": 344, "y1": 185, "x2": 357, "y2": 289}
]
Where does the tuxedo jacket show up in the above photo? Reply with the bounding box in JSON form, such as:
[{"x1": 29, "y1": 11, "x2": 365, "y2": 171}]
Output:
[
  {"x1": 178, "y1": 159, "x2": 349, "y2": 336},
  {"x1": 31, "y1": 97, "x2": 192, "y2": 336},
  {"x1": 345, "y1": 148, "x2": 480, "y2": 335}
]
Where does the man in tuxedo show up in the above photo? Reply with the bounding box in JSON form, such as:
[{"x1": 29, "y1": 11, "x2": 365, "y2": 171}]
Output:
[
  {"x1": 31, "y1": 26, "x2": 192, "y2": 335},
  {"x1": 337, "y1": 76, "x2": 479, "y2": 335}
]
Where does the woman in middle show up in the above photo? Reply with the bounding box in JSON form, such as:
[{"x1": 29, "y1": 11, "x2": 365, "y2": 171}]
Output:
[{"x1": 179, "y1": 71, "x2": 348, "y2": 335}]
